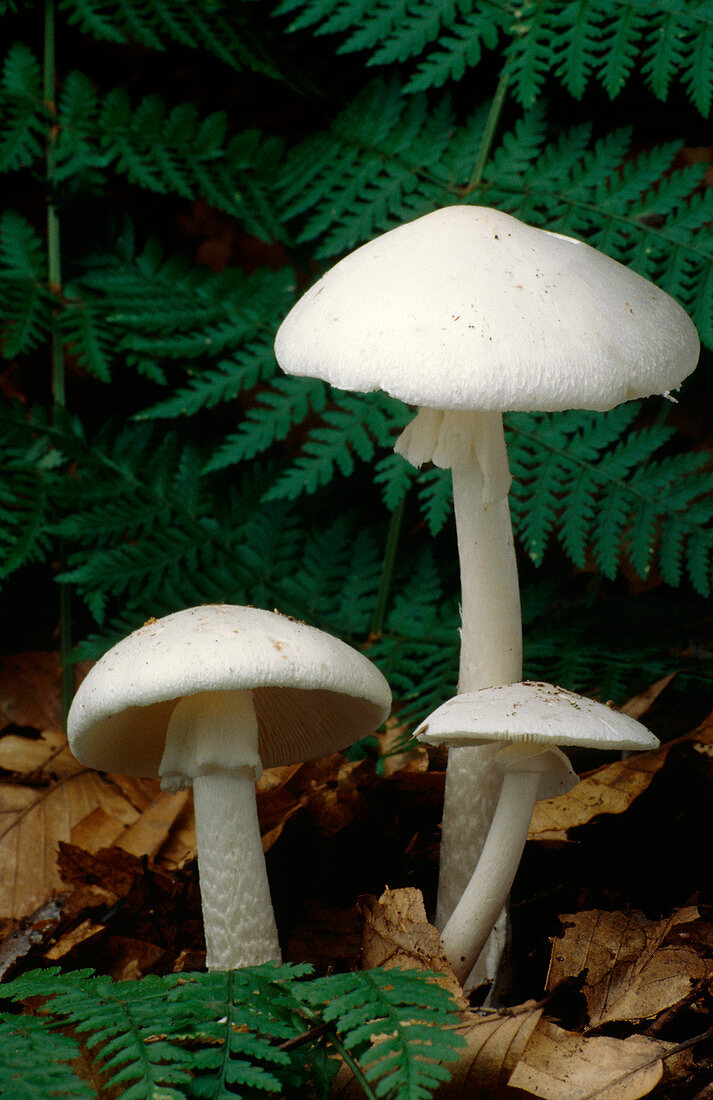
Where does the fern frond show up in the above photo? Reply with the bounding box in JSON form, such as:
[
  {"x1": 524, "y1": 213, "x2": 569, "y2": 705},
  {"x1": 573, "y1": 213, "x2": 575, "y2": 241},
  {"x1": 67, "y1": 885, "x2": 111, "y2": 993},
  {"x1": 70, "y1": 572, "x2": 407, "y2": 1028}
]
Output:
[
  {"x1": 374, "y1": 452, "x2": 415, "y2": 510},
  {"x1": 0, "y1": 211, "x2": 51, "y2": 357},
  {"x1": 0, "y1": 1013, "x2": 95, "y2": 1099},
  {"x1": 204, "y1": 375, "x2": 327, "y2": 471},
  {"x1": 0, "y1": 43, "x2": 45, "y2": 173},
  {"x1": 263, "y1": 390, "x2": 408, "y2": 501},
  {"x1": 139, "y1": 339, "x2": 277, "y2": 421},
  {"x1": 277, "y1": 0, "x2": 713, "y2": 112},
  {"x1": 507, "y1": 406, "x2": 713, "y2": 594},
  {"x1": 0, "y1": 406, "x2": 59, "y2": 585},
  {"x1": 406, "y1": 8, "x2": 504, "y2": 93},
  {"x1": 280, "y1": 514, "x2": 382, "y2": 636},
  {"x1": 278, "y1": 81, "x2": 457, "y2": 258},
  {"x1": 58, "y1": 0, "x2": 279, "y2": 76},
  {"x1": 68, "y1": 249, "x2": 292, "y2": 385},
  {"x1": 3, "y1": 963, "x2": 462, "y2": 1100},
  {"x1": 301, "y1": 968, "x2": 464, "y2": 1100}
]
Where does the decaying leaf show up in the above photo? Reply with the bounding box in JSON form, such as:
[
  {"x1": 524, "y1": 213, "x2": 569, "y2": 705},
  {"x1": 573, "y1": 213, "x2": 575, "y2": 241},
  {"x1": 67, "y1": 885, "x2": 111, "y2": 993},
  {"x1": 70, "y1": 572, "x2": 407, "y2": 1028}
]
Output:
[
  {"x1": 361, "y1": 886, "x2": 465, "y2": 1005},
  {"x1": 547, "y1": 908, "x2": 711, "y2": 1026},
  {"x1": 445, "y1": 1003, "x2": 543, "y2": 1097},
  {"x1": 508, "y1": 1020, "x2": 671, "y2": 1100},
  {"x1": 530, "y1": 706, "x2": 713, "y2": 842}
]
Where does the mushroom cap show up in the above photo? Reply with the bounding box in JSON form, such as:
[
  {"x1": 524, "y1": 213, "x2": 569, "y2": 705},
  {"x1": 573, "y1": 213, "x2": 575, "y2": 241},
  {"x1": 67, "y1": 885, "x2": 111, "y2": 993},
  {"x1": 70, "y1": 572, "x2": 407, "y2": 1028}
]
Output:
[
  {"x1": 415, "y1": 681, "x2": 659, "y2": 751},
  {"x1": 67, "y1": 604, "x2": 392, "y2": 776},
  {"x1": 275, "y1": 205, "x2": 699, "y2": 412}
]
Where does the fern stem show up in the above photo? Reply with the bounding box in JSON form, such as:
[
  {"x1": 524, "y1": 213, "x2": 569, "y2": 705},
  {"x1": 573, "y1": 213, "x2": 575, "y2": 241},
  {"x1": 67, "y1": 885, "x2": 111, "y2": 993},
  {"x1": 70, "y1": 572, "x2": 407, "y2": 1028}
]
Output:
[
  {"x1": 466, "y1": 64, "x2": 510, "y2": 193},
  {"x1": 327, "y1": 1030, "x2": 379, "y2": 1100},
  {"x1": 370, "y1": 495, "x2": 406, "y2": 637},
  {"x1": 44, "y1": 0, "x2": 72, "y2": 723}
]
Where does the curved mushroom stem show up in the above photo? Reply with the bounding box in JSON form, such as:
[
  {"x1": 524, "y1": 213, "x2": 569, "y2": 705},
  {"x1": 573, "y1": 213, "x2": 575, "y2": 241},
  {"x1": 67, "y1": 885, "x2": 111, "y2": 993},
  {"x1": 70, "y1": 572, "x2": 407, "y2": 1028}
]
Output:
[
  {"x1": 396, "y1": 409, "x2": 522, "y2": 984},
  {"x1": 193, "y1": 770, "x2": 281, "y2": 970},
  {"x1": 159, "y1": 689, "x2": 281, "y2": 971},
  {"x1": 436, "y1": 443, "x2": 522, "y2": 931},
  {"x1": 441, "y1": 767, "x2": 539, "y2": 984}
]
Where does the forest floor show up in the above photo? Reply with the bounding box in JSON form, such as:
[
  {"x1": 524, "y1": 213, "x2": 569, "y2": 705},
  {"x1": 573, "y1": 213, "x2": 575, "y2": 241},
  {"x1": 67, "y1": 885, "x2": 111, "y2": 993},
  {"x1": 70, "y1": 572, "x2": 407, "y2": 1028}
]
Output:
[{"x1": 1, "y1": 651, "x2": 713, "y2": 1098}]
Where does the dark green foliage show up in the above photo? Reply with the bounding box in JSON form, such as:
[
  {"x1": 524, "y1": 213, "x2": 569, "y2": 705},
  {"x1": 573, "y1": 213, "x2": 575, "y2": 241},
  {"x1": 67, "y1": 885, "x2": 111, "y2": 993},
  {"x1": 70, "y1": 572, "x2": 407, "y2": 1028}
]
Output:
[
  {"x1": 0, "y1": 1012, "x2": 95, "y2": 1098},
  {"x1": 276, "y1": 0, "x2": 713, "y2": 111},
  {"x1": 0, "y1": 0, "x2": 711, "y2": 724},
  {"x1": 0, "y1": 964, "x2": 464, "y2": 1099},
  {"x1": 58, "y1": 0, "x2": 280, "y2": 76}
]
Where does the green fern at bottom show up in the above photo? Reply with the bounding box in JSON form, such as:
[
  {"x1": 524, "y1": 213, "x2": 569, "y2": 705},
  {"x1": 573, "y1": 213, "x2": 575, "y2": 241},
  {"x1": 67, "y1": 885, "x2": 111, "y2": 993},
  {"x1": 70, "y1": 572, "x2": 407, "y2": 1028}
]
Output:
[{"x1": 1, "y1": 964, "x2": 464, "y2": 1100}]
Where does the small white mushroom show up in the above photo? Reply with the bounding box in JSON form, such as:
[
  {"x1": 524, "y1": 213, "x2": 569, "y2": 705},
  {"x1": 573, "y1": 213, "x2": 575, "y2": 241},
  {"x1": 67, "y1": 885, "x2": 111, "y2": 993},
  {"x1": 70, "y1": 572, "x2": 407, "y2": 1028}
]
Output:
[
  {"x1": 67, "y1": 604, "x2": 391, "y2": 971},
  {"x1": 274, "y1": 205, "x2": 699, "y2": 978},
  {"x1": 416, "y1": 681, "x2": 660, "y2": 983}
]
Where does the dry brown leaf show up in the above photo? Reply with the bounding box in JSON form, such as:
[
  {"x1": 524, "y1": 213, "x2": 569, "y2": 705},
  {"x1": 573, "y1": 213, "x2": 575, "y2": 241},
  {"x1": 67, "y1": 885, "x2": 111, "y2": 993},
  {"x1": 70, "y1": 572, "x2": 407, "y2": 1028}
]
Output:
[
  {"x1": 445, "y1": 1003, "x2": 543, "y2": 1098},
  {"x1": 0, "y1": 770, "x2": 141, "y2": 917},
  {"x1": 508, "y1": 1019, "x2": 671, "y2": 1100},
  {"x1": 361, "y1": 886, "x2": 465, "y2": 1006},
  {"x1": 530, "y1": 706, "x2": 713, "y2": 842},
  {"x1": 45, "y1": 917, "x2": 106, "y2": 960},
  {"x1": 547, "y1": 908, "x2": 710, "y2": 1027},
  {"x1": 116, "y1": 789, "x2": 191, "y2": 859}
]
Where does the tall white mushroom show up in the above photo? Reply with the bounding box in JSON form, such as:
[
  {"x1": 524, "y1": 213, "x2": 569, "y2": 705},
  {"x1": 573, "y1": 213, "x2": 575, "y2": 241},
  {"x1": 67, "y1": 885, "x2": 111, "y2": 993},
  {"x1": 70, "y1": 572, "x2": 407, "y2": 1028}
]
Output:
[
  {"x1": 274, "y1": 204, "x2": 699, "y2": 978},
  {"x1": 67, "y1": 604, "x2": 391, "y2": 971},
  {"x1": 416, "y1": 681, "x2": 660, "y2": 983}
]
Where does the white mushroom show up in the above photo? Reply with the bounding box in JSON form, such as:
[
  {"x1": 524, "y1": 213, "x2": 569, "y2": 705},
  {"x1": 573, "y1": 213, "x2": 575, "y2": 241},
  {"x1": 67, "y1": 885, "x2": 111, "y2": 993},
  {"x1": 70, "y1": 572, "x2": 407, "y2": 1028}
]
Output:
[
  {"x1": 274, "y1": 205, "x2": 699, "y2": 978},
  {"x1": 67, "y1": 604, "x2": 391, "y2": 971},
  {"x1": 416, "y1": 681, "x2": 660, "y2": 983}
]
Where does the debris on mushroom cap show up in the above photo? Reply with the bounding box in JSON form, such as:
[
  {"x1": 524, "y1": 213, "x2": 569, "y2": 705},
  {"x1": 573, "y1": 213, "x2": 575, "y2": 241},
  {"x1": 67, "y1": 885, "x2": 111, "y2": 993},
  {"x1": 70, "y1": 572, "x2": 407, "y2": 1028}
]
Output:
[
  {"x1": 415, "y1": 681, "x2": 659, "y2": 751},
  {"x1": 67, "y1": 604, "x2": 391, "y2": 776},
  {"x1": 275, "y1": 205, "x2": 699, "y2": 412}
]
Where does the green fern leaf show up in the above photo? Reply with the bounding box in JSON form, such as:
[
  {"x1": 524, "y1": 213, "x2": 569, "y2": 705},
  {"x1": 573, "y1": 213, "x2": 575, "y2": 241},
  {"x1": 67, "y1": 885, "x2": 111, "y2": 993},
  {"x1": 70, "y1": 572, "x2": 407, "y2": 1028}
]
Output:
[
  {"x1": 302, "y1": 968, "x2": 464, "y2": 1100},
  {"x1": 406, "y1": 9, "x2": 503, "y2": 92},
  {"x1": 507, "y1": 0, "x2": 560, "y2": 107},
  {"x1": 279, "y1": 80, "x2": 455, "y2": 258},
  {"x1": 374, "y1": 452, "x2": 415, "y2": 510},
  {"x1": 0, "y1": 211, "x2": 50, "y2": 357},
  {"x1": 598, "y1": 4, "x2": 648, "y2": 98},
  {"x1": 0, "y1": 43, "x2": 44, "y2": 173},
  {"x1": 204, "y1": 376, "x2": 327, "y2": 471},
  {"x1": 417, "y1": 465, "x2": 453, "y2": 536},
  {"x1": 58, "y1": 292, "x2": 115, "y2": 381},
  {"x1": 552, "y1": 0, "x2": 603, "y2": 99},
  {"x1": 264, "y1": 391, "x2": 407, "y2": 501},
  {"x1": 642, "y1": 4, "x2": 689, "y2": 101},
  {"x1": 59, "y1": 0, "x2": 278, "y2": 75},
  {"x1": 0, "y1": 1013, "x2": 95, "y2": 1099}
]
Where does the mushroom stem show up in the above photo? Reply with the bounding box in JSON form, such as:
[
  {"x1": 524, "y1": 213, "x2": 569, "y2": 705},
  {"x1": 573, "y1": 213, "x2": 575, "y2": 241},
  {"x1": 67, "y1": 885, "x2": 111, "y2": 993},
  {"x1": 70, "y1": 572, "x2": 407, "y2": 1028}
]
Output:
[
  {"x1": 441, "y1": 767, "x2": 539, "y2": 984},
  {"x1": 435, "y1": 418, "x2": 522, "y2": 932},
  {"x1": 159, "y1": 689, "x2": 281, "y2": 971},
  {"x1": 193, "y1": 770, "x2": 281, "y2": 970}
]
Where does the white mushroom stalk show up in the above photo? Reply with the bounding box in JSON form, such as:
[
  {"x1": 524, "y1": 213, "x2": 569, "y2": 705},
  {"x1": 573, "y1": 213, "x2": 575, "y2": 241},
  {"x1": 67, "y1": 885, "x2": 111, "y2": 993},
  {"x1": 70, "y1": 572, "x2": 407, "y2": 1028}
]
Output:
[
  {"x1": 416, "y1": 681, "x2": 661, "y2": 983},
  {"x1": 159, "y1": 689, "x2": 279, "y2": 970},
  {"x1": 440, "y1": 744, "x2": 576, "y2": 984},
  {"x1": 396, "y1": 407, "x2": 521, "y2": 931}
]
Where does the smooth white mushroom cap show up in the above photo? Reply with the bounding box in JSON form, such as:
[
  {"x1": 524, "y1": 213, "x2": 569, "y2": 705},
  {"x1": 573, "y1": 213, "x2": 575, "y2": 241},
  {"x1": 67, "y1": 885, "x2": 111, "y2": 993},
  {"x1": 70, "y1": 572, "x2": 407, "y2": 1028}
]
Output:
[
  {"x1": 415, "y1": 681, "x2": 659, "y2": 751},
  {"x1": 68, "y1": 604, "x2": 392, "y2": 776},
  {"x1": 275, "y1": 206, "x2": 699, "y2": 412}
]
